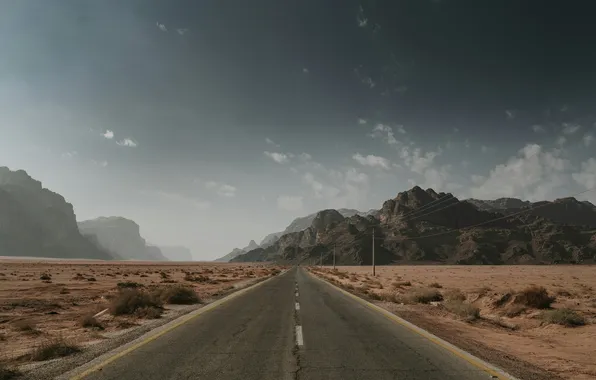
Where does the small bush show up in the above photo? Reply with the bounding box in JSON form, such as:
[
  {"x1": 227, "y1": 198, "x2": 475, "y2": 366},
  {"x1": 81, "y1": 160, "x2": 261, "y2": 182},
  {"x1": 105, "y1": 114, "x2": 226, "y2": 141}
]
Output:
[
  {"x1": 444, "y1": 300, "x2": 480, "y2": 321},
  {"x1": 135, "y1": 306, "x2": 162, "y2": 319},
  {"x1": 379, "y1": 291, "x2": 397, "y2": 302},
  {"x1": 109, "y1": 289, "x2": 162, "y2": 316},
  {"x1": 0, "y1": 363, "x2": 20, "y2": 380},
  {"x1": 515, "y1": 286, "x2": 555, "y2": 309},
  {"x1": 404, "y1": 288, "x2": 443, "y2": 304},
  {"x1": 39, "y1": 273, "x2": 51, "y2": 281},
  {"x1": 59, "y1": 288, "x2": 70, "y2": 294},
  {"x1": 444, "y1": 288, "x2": 466, "y2": 301},
  {"x1": 391, "y1": 281, "x2": 411, "y2": 289},
  {"x1": 87, "y1": 277, "x2": 96, "y2": 282},
  {"x1": 79, "y1": 314, "x2": 103, "y2": 329},
  {"x1": 428, "y1": 282, "x2": 443, "y2": 289},
  {"x1": 541, "y1": 308, "x2": 586, "y2": 327},
  {"x1": 29, "y1": 338, "x2": 80, "y2": 361},
  {"x1": 117, "y1": 281, "x2": 143, "y2": 289},
  {"x1": 155, "y1": 285, "x2": 201, "y2": 305},
  {"x1": 503, "y1": 304, "x2": 526, "y2": 317},
  {"x1": 12, "y1": 319, "x2": 38, "y2": 333}
]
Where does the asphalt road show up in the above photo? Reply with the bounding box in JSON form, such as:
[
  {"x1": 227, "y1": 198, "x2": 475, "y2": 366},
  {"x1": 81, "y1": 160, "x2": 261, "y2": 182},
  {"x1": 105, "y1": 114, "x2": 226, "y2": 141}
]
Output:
[{"x1": 79, "y1": 267, "x2": 505, "y2": 380}]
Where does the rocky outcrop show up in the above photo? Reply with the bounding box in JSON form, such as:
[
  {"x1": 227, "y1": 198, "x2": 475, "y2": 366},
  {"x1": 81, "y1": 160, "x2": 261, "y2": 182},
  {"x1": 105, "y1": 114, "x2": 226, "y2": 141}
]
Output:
[
  {"x1": 159, "y1": 246, "x2": 193, "y2": 261},
  {"x1": 234, "y1": 186, "x2": 596, "y2": 265},
  {"x1": 214, "y1": 240, "x2": 260, "y2": 262},
  {"x1": 78, "y1": 217, "x2": 168, "y2": 261},
  {"x1": 0, "y1": 167, "x2": 114, "y2": 260}
]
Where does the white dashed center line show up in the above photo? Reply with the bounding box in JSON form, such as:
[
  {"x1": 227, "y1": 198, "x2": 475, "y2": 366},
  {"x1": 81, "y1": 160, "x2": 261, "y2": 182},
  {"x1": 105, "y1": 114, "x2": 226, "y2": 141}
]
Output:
[
  {"x1": 295, "y1": 302, "x2": 300, "y2": 311},
  {"x1": 295, "y1": 326, "x2": 304, "y2": 346}
]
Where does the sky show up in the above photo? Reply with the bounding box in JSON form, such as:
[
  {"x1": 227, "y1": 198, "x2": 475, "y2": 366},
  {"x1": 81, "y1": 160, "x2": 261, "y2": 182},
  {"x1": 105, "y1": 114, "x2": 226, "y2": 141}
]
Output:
[{"x1": 1, "y1": 0, "x2": 596, "y2": 260}]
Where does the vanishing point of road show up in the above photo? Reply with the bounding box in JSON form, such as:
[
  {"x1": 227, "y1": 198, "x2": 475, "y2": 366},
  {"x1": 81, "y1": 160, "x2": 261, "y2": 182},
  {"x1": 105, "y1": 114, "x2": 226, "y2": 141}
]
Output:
[{"x1": 70, "y1": 267, "x2": 512, "y2": 380}]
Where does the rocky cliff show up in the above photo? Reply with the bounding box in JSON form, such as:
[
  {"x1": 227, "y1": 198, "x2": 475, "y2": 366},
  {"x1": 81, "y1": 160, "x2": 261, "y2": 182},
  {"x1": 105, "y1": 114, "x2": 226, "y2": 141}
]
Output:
[
  {"x1": 0, "y1": 167, "x2": 114, "y2": 260},
  {"x1": 214, "y1": 240, "x2": 260, "y2": 262},
  {"x1": 78, "y1": 217, "x2": 168, "y2": 261},
  {"x1": 233, "y1": 186, "x2": 596, "y2": 265}
]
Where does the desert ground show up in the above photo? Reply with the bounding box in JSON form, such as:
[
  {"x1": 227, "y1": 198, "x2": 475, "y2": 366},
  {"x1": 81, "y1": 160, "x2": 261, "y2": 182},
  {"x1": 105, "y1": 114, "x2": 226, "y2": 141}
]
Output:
[
  {"x1": 0, "y1": 259, "x2": 282, "y2": 370},
  {"x1": 310, "y1": 265, "x2": 596, "y2": 380}
]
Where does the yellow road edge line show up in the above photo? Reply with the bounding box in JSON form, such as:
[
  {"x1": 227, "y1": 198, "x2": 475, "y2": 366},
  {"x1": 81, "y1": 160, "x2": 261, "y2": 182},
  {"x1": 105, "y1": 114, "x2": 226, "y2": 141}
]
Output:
[
  {"x1": 68, "y1": 269, "x2": 290, "y2": 380},
  {"x1": 306, "y1": 269, "x2": 520, "y2": 380}
]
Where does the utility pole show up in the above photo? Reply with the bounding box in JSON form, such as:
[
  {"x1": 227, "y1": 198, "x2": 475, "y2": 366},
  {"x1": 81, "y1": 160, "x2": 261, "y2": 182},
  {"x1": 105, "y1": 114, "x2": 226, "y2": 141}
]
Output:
[
  {"x1": 372, "y1": 227, "x2": 376, "y2": 276},
  {"x1": 320, "y1": 251, "x2": 323, "y2": 268},
  {"x1": 333, "y1": 243, "x2": 336, "y2": 270}
]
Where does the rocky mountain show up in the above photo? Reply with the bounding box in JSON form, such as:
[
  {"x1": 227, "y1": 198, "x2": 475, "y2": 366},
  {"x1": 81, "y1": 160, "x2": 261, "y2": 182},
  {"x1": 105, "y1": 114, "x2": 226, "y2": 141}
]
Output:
[
  {"x1": 0, "y1": 167, "x2": 114, "y2": 260},
  {"x1": 466, "y1": 197, "x2": 596, "y2": 228},
  {"x1": 78, "y1": 217, "x2": 168, "y2": 261},
  {"x1": 258, "y1": 208, "x2": 371, "y2": 249},
  {"x1": 233, "y1": 186, "x2": 596, "y2": 265},
  {"x1": 159, "y1": 246, "x2": 193, "y2": 261},
  {"x1": 214, "y1": 240, "x2": 260, "y2": 262}
]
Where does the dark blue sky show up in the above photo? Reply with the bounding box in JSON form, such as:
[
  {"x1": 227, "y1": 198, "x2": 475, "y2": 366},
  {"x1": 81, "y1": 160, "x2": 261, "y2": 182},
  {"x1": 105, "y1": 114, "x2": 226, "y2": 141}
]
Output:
[{"x1": 1, "y1": 0, "x2": 595, "y2": 258}]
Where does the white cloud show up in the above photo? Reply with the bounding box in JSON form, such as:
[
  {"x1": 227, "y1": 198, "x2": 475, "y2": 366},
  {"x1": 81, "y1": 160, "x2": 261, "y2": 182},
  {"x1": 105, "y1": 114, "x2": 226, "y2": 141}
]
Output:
[
  {"x1": 117, "y1": 138, "x2": 138, "y2": 147},
  {"x1": 362, "y1": 76, "x2": 375, "y2": 88},
  {"x1": 102, "y1": 130, "x2": 114, "y2": 139},
  {"x1": 395, "y1": 125, "x2": 407, "y2": 134},
  {"x1": 203, "y1": 181, "x2": 236, "y2": 197},
  {"x1": 369, "y1": 124, "x2": 398, "y2": 145},
  {"x1": 531, "y1": 124, "x2": 545, "y2": 133},
  {"x1": 176, "y1": 28, "x2": 189, "y2": 35},
  {"x1": 264, "y1": 151, "x2": 289, "y2": 164},
  {"x1": 91, "y1": 160, "x2": 108, "y2": 168},
  {"x1": 572, "y1": 158, "x2": 596, "y2": 190},
  {"x1": 299, "y1": 152, "x2": 312, "y2": 161},
  {"x1": 156, "y1": 22, "x2": 167, "y2": 32},
  {"x1": 358, "y1": 118, "x2": 367, "y2": 125},
  {"x1": 556, "y1": 136, "x2": 567, "y2": 146},
  {"x1": 352, "y1": 153, "x2": 391, "y2": 170},
  {"x1": 60, "y1": 151, "x2": 78, "y2": 159},
  {"x1": 277, "y1": 195, "x2": 304, "y2": 211},
  {"x1": 469, "y1": 144, "x2": 570, "y2": 201},
  {"x1": 265, "y1": 137, "x2": 280, "y2": 147},
  {"x1": 151, "y1": 190, "x2": 211, "y2": 210},
  {"x1": 562, "y1": 123, "x2": 581, "y2": 135},
  {"x1": 505, "y1": 110, "x2": 516, "y2": 119},
  {"x1": 302, "y1": 68, "x2": 309, "y2": 74},
  {"x1": 583, "y1": 133, "x2": 594, "y2": 147}
]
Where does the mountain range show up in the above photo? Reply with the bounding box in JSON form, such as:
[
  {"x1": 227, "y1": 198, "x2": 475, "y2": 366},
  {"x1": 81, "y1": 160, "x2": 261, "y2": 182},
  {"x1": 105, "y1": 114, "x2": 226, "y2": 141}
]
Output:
[{"x1": 230, "y1": 187, "x2": 596, "y2": 265}]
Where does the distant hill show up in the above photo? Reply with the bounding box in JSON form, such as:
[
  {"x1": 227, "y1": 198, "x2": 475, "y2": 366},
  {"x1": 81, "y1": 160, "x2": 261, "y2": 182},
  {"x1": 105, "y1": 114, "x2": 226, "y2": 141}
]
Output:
[
  {"x1": 0, "y1": 167, "x2": 115, "y2": 260},
  {"x1": 233, "y1": 186, "x2": 596, "y2": 265},
  {"x1": 214, "y1": 240, "x2": 259, "y2": 262},
  {"x1": 466, "y1": 197, "x2": 596, "y2": 228},
  {"x1": 78, "y1": 217, "x2": 168, "y2": 261},
  {"x1": 159, "y1": 246, "x2": 193, "y2": 261}
]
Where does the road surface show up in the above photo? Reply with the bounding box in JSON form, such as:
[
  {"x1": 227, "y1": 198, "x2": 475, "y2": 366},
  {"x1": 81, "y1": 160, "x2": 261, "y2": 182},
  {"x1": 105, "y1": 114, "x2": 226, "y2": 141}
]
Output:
[{"x1": 79, "y1": 267, "x2": 506, "y2": 380}]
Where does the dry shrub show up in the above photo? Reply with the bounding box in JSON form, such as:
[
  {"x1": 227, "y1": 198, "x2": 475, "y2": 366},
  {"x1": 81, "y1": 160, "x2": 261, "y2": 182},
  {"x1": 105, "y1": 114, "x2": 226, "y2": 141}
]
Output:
[
  {"x1": 117, "y1": 281, "x2": 143, "y2": 289},
  {"x1": 391, "y1": 281, "x2": 411, "y2": 289},
  {"x1": 39, "y1": 273, "x2": 51, "y2": 281},
  {"x1": 379, "y1": 291, "x2": 397, "y2": 303},
  {"x1": 493, "y1": 292, "x2": 512, "y2": 307},
  {"x1": 155, "y1": 285, "x2": 201, "y2": 305},
  {"x1": 404, "y1": 288, "x2": 443, "y2": 304},
  {"x1": 87, "y1": 277, "x2": 96, "y2": 282},
  {"x1": 428, "y1": 282, "x2": 443, "y2": 289},
  {"x1": 503, "y1": 304, "x2": 526, "y2": 317},
  {"x1": 514, "y1": 286, "x2": 555, "y2": 309},
  {"x1": 29, "y1": 338, "x2": 80, "y2": 361},
  {"x1": 0, "y1": 363, "x2": 20, "y2": 380},
  {"x1": 444, "y1": 300, "x2": 479, "y2": 321},
  {"x1": 555, "y1": 289, "x2": 572, "y2": 297},
  {"x1": 79, "y1": 314, "x2": 103, "y2": 329},
  {"x1": 135, "y1": 306, "x2": 162, "y2": 319},
  {"x1": 541, "y1": 309, "x2": 586, "y2": 327},
  {"x1": 109, "y1": 289, "x2": 162, "y2": 316},
  {"x1": 367, "y1": 291, "x2": 382, "y2": 301},
  {"x1": 12, "y1": 319, "x2": 39, "y2": 334},
  {"x1": 444, "y1": 288, "x2": 466, "y2": 301}
]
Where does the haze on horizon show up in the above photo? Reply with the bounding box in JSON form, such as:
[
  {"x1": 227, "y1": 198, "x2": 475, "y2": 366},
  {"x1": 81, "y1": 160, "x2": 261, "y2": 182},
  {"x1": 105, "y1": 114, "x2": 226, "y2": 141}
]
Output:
[{"x1": 1, "y1": 0, "x2": 595, "y2": 260}]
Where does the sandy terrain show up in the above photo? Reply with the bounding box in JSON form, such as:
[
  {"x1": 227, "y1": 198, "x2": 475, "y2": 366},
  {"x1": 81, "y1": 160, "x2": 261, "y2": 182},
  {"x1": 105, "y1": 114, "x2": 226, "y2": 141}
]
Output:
[
  {"x1": 0, "y1": 259, "x2": 282, "y2": 366},
  {"x1": 310, "y1": 265, "x2": 596, "y2": 380}
]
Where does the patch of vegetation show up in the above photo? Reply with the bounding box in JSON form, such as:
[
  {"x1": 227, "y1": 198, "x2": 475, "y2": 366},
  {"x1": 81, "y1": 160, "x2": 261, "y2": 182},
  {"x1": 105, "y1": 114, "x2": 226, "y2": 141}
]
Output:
[
  {"x1": 39, "y1": 273, "x2": 51, "y2": 281},
  {"x1": 541, "y1": 308, "x2": 586, "y2": 327},
  {"x1": 12, "y1": 320, "x2": 39, "y2": 334},
  {"x1": 87, "y1": 277, "x2": 96, "y2": 282},
  {"x1": 154, "y1": 285, "x2": 201, "y2": 305},
  {"x1": 135, "y1": 306, "x2": 163, "y2": 319},
  {"x1": 79, "y1": 314, "x2": 103, "y2": 329},
  {"x1": 514, "y1": 286, "x2": 555, "y2": 309},
  {"x1": 109, "y1": 289, "x2": 162, "y2": 316},
  {"x1": 117, "y1": 281, "x2": 143, "y2": 289},
  {"x1": 0, "y1": 363, "x2": 20, "y2": 380},
  {"x1": 444, "y1": 300, "x2": 480, "y2": 321},
  {"x1": 29, "y1": 338, "x2": 80, "y2": 361},
  {"x1": 503, "y1": 304, "x2": 526, "y2": 317},
  {"x1": 391, "y1": 281, "x2": 411, "y2": 289},
  {"x1": 404, "y1": 288, "x2": 443, "y2": 304},
  {"x1": 443, "y1": 288, "x2": 466, "y2": 301},
  {"x1": 428, "y1": 282, "x2": 443, "y2": 289}
]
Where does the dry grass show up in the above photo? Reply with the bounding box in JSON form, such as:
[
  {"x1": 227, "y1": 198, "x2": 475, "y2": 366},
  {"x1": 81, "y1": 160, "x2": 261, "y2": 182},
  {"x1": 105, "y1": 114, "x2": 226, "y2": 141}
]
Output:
[
  {"x1": 443, "y1": 288, "x2": 466, "y2": 301},
  {"x1": 108, "y1": 289, "x2": 162, "y2": 316},
  {"x1": 541, "y1": 309, "x2": 586, "y2": 327},
  {"x1": 0, "y1": 363, "x2": 20, "y2": 380},
  {"x1": 154, "y1": 285, "x2": 201, "y2": 305},
  {"x1": 403, "y1": 288, "x2": 443, "y2": 304},
  {"x1": 29, "y1": 338, "x2": 80, "y2": 361},
  {"x1": 12, "y1": 320, "x2": 39, "y2": 335},
  {"x1": 79, "y1": 314, "x2": 103, "y2": 329},
  {"x1": 444, "y1": 300, "x2": 480, "y2": 321},
  {"x1": 514, "y1": 286, "x2": 555, "y2": 309}
]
